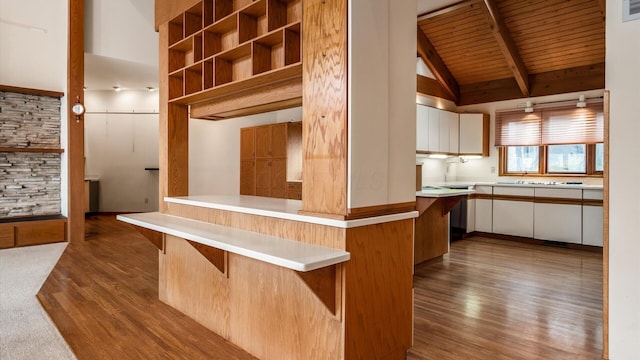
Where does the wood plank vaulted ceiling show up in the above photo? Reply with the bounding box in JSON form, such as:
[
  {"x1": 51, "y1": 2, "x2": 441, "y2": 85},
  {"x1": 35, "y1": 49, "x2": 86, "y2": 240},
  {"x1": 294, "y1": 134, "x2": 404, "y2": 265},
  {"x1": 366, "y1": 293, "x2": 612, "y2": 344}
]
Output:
[{"x1": 417, "y1": 0, "x2": 605, "y2": 105}]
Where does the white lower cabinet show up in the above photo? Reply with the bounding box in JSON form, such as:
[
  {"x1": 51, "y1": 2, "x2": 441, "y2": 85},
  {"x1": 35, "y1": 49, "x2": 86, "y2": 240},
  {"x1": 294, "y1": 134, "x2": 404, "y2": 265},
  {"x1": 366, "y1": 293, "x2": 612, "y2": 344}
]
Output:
[
  {"x1": 475, "y1": 199, "x2": 493, "y2": 233},
  {"x1": 493, "y1": 200, "x2": 534, "y2": 237},
  {"x1": 492, "y1": 186, "x2": 534, "y2": 238},
  {"x1": 466, "y1": 198, "x2": 476, "y2": 233},
  {"x1": 583, "y1": 206, "x2": 603, "y2": 246},
  {"x1": 534, "y1": 188, "x2": 583, "y2": 244},
  {"x1": 534, "y1": 203, "x2": 582, "y2": 243}
]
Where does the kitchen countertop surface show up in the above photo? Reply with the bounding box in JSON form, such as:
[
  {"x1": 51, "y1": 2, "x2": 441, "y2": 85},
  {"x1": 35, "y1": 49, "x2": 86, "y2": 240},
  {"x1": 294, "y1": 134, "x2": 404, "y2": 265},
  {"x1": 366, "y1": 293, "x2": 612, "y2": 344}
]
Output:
[
  {"x1": 417, "y1": 187, "x2": 475, "y2": 198},
  {"x1": 165, "y1": 195, "x2": 418, "y2": 229},
  {"x1": 426, "y1": 181, "x2": 603, "y2": 190}
]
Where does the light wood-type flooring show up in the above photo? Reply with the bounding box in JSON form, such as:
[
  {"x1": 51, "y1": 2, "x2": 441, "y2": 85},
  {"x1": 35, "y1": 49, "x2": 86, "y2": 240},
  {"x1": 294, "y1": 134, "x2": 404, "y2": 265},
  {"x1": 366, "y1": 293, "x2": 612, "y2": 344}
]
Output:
[{"x1": 37, "y1": 216, "x2": 602, "y2": 359}]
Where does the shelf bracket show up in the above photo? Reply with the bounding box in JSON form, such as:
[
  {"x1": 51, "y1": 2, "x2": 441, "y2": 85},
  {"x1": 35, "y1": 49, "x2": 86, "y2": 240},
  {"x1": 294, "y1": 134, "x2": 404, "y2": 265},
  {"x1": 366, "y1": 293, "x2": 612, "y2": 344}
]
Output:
[
  {"x1": 295, "y1": 265, "x2": 340, "y2": 316},
  {"x1": 132, "y1": 225, "x2": 164, "y2": 252},
  {"x1": 187, "y1": 241, "x2": 227, "y2": 276}
]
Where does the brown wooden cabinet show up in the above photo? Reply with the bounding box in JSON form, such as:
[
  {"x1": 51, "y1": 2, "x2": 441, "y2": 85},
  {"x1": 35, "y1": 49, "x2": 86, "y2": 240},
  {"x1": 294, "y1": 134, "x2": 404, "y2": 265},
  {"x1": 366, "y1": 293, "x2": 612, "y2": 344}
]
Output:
[
  {"x1": 240, "y1": 127, "x2": 255, "y2": 160},
  {"x1": 241, "y1": 122, "x2": 301, "y2": 199}
]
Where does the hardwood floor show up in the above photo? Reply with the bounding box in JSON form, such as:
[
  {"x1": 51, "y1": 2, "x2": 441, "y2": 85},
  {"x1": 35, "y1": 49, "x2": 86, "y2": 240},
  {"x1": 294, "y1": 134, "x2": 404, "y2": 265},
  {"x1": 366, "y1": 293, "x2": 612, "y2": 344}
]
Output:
[
  {"x1": 408, "y1": 237, "x2": 602, "y2": 360},
  {"x1": 37, "y1": 216, "x2": 602, "y2": 359},
  {"x1": 37, "y1": 215, "x2": 256, "y2": 360}
]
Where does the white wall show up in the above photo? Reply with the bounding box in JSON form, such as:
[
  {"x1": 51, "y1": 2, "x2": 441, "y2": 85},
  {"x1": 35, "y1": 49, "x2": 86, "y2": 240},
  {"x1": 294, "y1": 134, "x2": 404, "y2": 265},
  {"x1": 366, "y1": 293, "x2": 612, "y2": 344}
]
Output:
[
  {"x1": 85, "y1": 0, "x2": 157, "y2": 67},
  {"x1": 84, "y1": 90, "x2": 159, "y2": 212},
  {"x1": 606, "y1": 1, "x2": 640, "y2": 357},
  {"x1": 189, "y1": 107, "x2": 302, "y2": 196},
  {"x1": 348, "y1": 0, "x2": 417, "y2": 209},
  {"x1": 0, "y1": 0, "x2": 69, "y2": 216}
]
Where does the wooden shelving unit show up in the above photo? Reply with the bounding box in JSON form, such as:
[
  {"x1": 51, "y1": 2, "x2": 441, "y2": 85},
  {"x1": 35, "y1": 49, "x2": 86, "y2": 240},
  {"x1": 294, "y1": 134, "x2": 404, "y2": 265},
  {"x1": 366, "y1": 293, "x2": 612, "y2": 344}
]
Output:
[{"x1": 167, "y1": 0, "x2": 302, "y2": 117}]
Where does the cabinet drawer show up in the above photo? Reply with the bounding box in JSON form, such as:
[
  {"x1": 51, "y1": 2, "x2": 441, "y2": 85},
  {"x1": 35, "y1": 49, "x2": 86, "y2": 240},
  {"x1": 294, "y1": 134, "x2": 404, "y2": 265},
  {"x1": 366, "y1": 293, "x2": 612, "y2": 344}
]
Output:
[
  {"x1": 474, "y1": 185, "x2": 493, "y2": 195},
  {"x1": 534, "y1": 187, "x2": 582, "y2": 199},
  {"x1": 583, "y1": 189, "x2": 603, "y2": 200},
  {"x1": 493, "y1": 186, "x2": 534, "y2": 197},
  {"x1": 287, "y1": 190, "x2": 302, "y2": 200},
  {"x1": 286, "y1": 181, "x2": 302, "y2": 191},
  {"x1": 0, "y1": 224, "x2": 15, "y2": 249},
  {"x1": 15, "y1": 219, "x2": 66, "y2": 246}
]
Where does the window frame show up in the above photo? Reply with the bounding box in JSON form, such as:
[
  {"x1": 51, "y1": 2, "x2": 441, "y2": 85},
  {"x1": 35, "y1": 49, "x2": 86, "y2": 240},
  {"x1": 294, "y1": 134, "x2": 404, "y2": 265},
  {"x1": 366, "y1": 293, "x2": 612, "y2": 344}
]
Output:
[{"x1": 498, "y1": 144, "x2": 603, "y2": 177}]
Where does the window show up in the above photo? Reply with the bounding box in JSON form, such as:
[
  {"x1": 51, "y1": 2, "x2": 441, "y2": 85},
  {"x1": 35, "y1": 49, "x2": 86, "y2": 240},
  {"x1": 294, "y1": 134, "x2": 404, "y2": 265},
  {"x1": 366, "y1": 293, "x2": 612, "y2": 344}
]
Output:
[
  {"x1": 496, "y1": 101, "x2": 604, "y2": 177},
  {"x1": 595, "y1": 143, "x2": 604, "y2": 172},
  {"x1": 506, "y1": 146, "x2": 539, "y2": 173},
  {"x1": 547, "y1": 144, "x2": 586, "y2": 173}
]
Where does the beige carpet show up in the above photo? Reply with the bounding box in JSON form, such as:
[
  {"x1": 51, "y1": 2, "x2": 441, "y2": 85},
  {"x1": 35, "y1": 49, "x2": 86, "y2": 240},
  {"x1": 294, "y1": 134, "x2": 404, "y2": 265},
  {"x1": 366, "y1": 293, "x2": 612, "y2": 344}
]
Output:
[{"x1": 0, "y1": 243, "x2": 76, "y2": 360}]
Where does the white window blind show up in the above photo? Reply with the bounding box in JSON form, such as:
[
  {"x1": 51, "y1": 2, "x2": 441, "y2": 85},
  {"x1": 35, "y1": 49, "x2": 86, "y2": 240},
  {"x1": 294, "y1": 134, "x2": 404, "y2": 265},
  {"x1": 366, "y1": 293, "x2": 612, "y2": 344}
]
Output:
[
  {"x1": 495, "y1": 110, "x2": 542, "y2": 146},
  {"x1": 496, "y1": 102, "x2": 603, "y2": 146},
  {"x1": 541, "y1": 103, "x2": 603, "y2": 145}
]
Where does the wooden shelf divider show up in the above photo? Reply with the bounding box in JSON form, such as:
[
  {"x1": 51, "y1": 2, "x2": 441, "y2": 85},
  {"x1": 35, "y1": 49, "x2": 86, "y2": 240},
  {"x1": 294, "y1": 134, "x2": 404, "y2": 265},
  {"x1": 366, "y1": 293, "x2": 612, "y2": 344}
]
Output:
[
  {"x1": 0, "y1": 147, "x2": 64, "y2": 153},
  {"x1": 166, "y1": 0, "x2": 302, "y2": 114}
]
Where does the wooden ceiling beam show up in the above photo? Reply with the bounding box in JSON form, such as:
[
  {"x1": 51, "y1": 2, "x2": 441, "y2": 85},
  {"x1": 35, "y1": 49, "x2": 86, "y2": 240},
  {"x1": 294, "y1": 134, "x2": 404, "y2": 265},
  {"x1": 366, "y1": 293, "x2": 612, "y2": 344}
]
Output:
[
  {"x1": 416, "y1": 74, "x2": 457, "y2": 102},
  {"x1": 417, "y1": 27, "x2": 460, "y2": 103},
  {"x1": 479, "y1": 0, "x2": 530, "y2": 97},
  {"x1": 458, "y1": 62, "x2": 605, "y2": 105}
]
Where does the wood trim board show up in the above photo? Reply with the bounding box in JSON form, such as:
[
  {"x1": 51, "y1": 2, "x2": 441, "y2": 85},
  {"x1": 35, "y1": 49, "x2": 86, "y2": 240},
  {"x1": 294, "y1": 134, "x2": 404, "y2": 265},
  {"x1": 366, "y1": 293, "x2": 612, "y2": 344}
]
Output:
[
  {"x1": 67, "y1": 0, "x2": 84, "y2": 242},
  {"x1": 0, "y1": 85, "x2": 64, "y2": 98},
  {"x1": 0, "y1": 147, "x2": 64, "y2": 153}
]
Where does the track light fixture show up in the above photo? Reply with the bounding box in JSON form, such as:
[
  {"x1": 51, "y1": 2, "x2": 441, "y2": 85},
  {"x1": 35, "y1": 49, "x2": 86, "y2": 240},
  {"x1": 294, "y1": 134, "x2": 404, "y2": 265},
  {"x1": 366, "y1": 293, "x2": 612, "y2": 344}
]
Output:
[
  {"x1": 524, "y1": 101, "x2": 534, "y2": 113},
  {"x1": 576, "y1": 95, "x2": 587, "y2": 108}
]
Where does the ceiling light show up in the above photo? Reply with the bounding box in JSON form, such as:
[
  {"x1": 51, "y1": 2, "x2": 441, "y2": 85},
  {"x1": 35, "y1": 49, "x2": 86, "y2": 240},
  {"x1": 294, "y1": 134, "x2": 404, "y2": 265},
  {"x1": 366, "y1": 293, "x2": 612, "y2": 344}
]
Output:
[
  {"x1": 113, "y1": 86, "x2": 121, "y2": 92},
  {"x1": 146, "y1": 87, "x2": 155, "y2": 92},
  {"x1": 576, "y1": 95, "x2": 587, "y2": 108},
  {"x1": 524, "y1": 101, "x2": 534, "y2": 113}
]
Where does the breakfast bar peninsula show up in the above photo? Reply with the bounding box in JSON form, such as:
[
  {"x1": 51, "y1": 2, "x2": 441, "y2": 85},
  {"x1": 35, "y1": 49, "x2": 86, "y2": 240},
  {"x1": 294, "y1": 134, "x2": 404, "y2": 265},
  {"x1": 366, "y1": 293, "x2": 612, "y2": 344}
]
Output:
[{"x1": 119, "y1": 0, "x2": 419, "y2": 359}]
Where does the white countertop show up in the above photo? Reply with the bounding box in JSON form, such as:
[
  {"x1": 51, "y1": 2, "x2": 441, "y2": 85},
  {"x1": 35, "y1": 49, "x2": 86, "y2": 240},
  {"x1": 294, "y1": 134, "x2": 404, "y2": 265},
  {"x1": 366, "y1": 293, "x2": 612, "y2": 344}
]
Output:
[
  {"x1": 165, "y1": 195, "x2": 418, "y2": 228},
  {"x1": 426, "y1": 181, "x2": 603, "y2": 190},
  {"x1": 117, "y1": 212, "x2": 350, "y2": 272},
  {"x1": 416, "y1": 188, "x2": 475, "y2": 198}
]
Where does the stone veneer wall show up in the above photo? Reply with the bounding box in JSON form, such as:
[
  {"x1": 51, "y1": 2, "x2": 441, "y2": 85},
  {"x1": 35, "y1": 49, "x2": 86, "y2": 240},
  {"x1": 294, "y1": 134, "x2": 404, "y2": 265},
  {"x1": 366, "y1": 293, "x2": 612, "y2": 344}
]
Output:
[{"x1": 0, "y1": 91, "x2": 62, "y2": 218}]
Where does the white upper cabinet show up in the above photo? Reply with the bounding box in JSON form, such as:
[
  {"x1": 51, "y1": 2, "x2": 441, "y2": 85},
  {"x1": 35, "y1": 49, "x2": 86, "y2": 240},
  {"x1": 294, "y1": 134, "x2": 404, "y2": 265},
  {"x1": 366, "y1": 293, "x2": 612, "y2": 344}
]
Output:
[
  {"x1": 459, "y1": 113, "x2": 489, "y2": 156},
  {"x1": 416, "y1": 105, "x2": 460, "y2": 154},
  {"x1": 416, "y1": 105, "x2": 430, "y2": 152},
  {"x1": 416, "y1": 106, "x2": 487, "y2": 155},
  {"x1": 440, "y1": 110, "x2": 459, "y2": 154},
  {"x1": 427, "y1": 106, "x2": 440, "y2": 152}
]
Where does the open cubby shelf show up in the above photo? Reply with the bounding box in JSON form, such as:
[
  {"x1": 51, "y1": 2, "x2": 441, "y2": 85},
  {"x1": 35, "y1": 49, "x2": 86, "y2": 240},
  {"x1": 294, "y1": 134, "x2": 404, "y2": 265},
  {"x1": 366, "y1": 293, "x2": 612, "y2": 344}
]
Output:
[{"x1": 168, "y1": 0, "x2": 302, "y2": 104}]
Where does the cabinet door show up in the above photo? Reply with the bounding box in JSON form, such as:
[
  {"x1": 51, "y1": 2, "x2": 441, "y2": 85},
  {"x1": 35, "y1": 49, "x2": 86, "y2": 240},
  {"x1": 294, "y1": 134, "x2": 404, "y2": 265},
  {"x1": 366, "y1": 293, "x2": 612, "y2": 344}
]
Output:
[
  {"x1": 583, "y1": 205, "x2": 603, "y2": 246},
  {"x1": 240, "y1": 160, "x2": 256, "y2": 195},
  {"x1": 459, "y1": 113, "x2": 489, "y2": 156},
  {"x1": 427, "y1": 107, "x2": 440, "y2": 152},
  {"x1": 475, "y1": 198, "x2": 493, "y2": 233},
  {"x1": 240, "y1": 127, "x2": 255, "y2": 160},
  {"x1": 448, "y1": 111, "x2": 459, "y2": 154},
  {"x1": 534, "y1": 203, "x2": 582, "y2": 243},
  {"x1": 271, "y1": 123, "x2": 288, "y2": 158},
  {"x1": 270, "y1": 158, "x2": 287, "y2": 198},
  {"x1": 255, "y1": 159, "x2": 271, "y2": 196},
  {"x1": 255, "y1": 125, "x2": 272, "y2": 158},
  {"x1": 466, "y1": 198, "x2": 475, "y2": 233},
  {"x1": 416, "y1": 105, "x2": 430, "y2": 152},
  {"x1": 439, "y1": 110, "x2": 450, "y2": 153},
  {"x1": 493, "y1": 200, "x2": 534, "y2": 237}
]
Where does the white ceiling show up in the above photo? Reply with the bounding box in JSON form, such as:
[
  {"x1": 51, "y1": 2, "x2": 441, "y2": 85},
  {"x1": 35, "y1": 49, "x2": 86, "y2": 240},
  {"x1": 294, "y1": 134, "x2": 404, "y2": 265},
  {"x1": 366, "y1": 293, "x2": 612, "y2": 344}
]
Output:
[
  {"x1": 85, "y1": 53, "x2": 158, "y2": 91},
  {"x1": 417, "y1": 0, "x2": 459, "y2": 17},
  {"x1": 84, "y1": 0, "x2": 458, "y2": 91}
]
